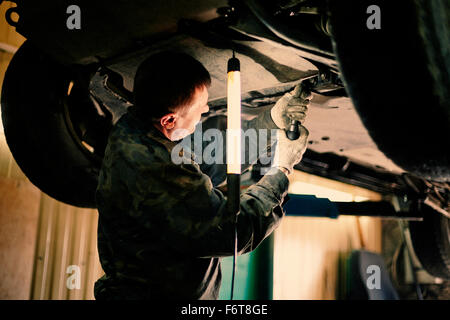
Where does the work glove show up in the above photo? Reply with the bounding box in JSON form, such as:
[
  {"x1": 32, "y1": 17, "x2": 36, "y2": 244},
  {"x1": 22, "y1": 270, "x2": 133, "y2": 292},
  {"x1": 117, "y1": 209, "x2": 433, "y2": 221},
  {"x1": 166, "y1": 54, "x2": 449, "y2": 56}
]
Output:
[
  {"x1": 271, "y1": 126, "x2": 309, "y2": 175},
  {"x1": 270, "y1": 82, "x2": 312, "y2": 130}
]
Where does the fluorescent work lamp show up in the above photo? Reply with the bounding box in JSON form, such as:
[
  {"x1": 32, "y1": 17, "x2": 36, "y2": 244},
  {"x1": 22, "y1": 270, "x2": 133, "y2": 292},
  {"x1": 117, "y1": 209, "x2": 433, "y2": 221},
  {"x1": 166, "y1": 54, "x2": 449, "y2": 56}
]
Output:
[
  {"x1": 226, "y1": 54, "x2": 241, "y2": 175},
  {"x1": 226, "y1": 53, "x2": 241, "y2": 300},
  {"x1": 226, "y1": 52, "x2": 241, "y2": 221}
]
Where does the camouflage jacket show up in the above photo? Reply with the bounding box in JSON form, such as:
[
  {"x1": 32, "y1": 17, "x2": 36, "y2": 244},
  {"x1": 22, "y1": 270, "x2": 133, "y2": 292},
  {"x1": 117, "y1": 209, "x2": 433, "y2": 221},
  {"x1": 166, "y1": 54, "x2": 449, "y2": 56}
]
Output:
[{"x1": 94, "y1": 106, "x2": 289, "y2": 300}]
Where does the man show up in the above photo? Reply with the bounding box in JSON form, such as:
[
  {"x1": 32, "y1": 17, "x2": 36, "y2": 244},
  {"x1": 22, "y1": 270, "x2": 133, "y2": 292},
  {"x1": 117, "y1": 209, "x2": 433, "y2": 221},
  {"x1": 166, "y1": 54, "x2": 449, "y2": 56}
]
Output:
[{"x1": 94, "y1": 51, "x2": 311, "y2": 299}]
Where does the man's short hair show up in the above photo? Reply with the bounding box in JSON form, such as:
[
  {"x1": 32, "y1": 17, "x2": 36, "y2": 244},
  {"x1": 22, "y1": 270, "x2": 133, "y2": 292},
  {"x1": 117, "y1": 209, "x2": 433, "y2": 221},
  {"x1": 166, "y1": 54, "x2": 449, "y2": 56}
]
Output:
[{"x1": 133, "y1": 51, "x2": 211, "y2": 121}]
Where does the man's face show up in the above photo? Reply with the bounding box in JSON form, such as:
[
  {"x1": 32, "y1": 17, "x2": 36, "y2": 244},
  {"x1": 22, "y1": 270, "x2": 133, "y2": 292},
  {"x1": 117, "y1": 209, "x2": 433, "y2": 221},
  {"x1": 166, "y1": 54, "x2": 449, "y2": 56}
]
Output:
[{"x1": 171, "y1": 86, "x2": 209, "y2": 140}]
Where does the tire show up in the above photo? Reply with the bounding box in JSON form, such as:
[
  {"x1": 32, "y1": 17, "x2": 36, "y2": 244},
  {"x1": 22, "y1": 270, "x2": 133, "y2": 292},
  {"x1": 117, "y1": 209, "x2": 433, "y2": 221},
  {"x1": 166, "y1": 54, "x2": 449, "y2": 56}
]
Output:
[
  {"x1": 409, "y1": 205, "x2": 450, "y2": 279},
  {"x1": 1, "y1": 41, "x2": 101, "y2": 208},
  {"x1": 328, "y1": 0, "x2": 450, "y2": 181}
]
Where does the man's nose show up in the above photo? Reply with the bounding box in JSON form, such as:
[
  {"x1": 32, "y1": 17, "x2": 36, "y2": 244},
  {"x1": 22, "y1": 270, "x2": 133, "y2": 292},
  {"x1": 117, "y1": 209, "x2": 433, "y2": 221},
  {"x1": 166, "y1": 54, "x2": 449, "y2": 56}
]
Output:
[{"x1": 203, "y1": 104, "x2": 210, "y2": 113}]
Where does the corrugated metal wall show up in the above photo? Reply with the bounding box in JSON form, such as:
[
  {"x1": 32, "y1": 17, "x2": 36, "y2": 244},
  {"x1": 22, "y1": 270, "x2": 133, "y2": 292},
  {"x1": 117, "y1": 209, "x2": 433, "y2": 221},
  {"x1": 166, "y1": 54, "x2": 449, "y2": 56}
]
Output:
[{"x1": 30, "y1": 194, "x2": 103, "y2": 300}]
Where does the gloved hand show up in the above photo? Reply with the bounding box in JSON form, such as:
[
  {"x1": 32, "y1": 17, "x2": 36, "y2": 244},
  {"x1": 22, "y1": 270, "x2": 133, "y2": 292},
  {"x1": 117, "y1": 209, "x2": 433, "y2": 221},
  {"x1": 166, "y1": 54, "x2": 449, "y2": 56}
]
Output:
[
  {"x1": 270, "y1": 82, "x2": 313, "y2": 130},
  {"x1": 271, "y1": 126, "x2": 309, "y2": 175}
]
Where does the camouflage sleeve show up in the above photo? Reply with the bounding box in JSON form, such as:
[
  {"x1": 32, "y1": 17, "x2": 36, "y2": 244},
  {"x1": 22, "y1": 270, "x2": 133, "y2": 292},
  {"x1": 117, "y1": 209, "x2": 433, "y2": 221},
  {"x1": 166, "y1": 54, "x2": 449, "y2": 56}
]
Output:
[
  {"x1": 197, "y1": 107, "x2": 278, "y2": 187},
  {"x1": 117, "y1": 145, "x2": 288, "y2": 258},
  {"x1": 243, "y1": 107, "x2": 279, "y2": 133},
  {"x1": 241, "y1": 107, "x2": 279, "y2": 163}
]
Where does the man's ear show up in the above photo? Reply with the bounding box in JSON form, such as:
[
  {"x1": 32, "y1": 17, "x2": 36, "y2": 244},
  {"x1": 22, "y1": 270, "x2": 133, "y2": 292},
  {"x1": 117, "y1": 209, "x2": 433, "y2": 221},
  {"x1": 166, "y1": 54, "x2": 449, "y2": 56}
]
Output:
[{"x1": 160, "y1": 113, "x2": 177, "y2": 129}]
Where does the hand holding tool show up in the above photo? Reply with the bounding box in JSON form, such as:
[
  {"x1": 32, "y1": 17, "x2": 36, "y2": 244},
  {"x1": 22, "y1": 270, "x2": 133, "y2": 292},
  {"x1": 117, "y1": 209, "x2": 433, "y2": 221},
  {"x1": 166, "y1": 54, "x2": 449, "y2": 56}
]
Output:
[{"x1": 285, "y1": 81, "x2": 313, "y2": 140}]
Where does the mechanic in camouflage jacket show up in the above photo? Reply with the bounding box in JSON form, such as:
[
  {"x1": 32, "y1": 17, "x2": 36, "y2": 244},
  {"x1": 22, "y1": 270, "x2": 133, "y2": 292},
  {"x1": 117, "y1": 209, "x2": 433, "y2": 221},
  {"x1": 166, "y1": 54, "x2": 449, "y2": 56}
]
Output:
[{"x1": 94, "y1": 51, "x2": 311, "y2": 299}]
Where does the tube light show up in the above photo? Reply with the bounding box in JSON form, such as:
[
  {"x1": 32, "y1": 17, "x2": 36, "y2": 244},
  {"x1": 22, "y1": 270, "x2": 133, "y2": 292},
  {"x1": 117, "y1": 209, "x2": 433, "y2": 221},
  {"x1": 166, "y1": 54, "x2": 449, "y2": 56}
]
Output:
[{"x1": 227, "y1": 56, "x2": 241, "y2": 174}]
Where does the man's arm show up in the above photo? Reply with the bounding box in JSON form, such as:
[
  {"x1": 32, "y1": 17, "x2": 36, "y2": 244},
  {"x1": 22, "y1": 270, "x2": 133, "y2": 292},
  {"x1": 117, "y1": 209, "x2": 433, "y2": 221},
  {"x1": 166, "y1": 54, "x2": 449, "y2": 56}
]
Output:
[
  {"x1": 196, "y1": 83, "x2": 311, "y2": 186},
  {"x1": 195, "y1": 107, "x2": 278, "y2": 187},
  {"x1": 118, "y1": 150, "x2": 289, "y2": 258}
]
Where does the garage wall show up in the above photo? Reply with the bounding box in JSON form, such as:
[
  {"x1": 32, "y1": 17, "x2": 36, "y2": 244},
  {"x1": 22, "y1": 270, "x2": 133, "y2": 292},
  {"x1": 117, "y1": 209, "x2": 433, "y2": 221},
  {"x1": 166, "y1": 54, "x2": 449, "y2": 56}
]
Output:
[
  {"x1": 0, "y1": 3, "x2": 104, "y2": 300},
  {"x1": 0, "y1": 176, "x2": 40, "y2": 299},
  {"x1": 273, "y1": 170, "x2": 383, "y2": 300},
  {"x1": 30, "y1": 194, "x2": 103, "y2": 300},
  {"x1": 0, "y1": 1, "x2": 37, "y2": 300},
  {"x1": 0, "y1": 2, "x2": 23, "y2": 94}
]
